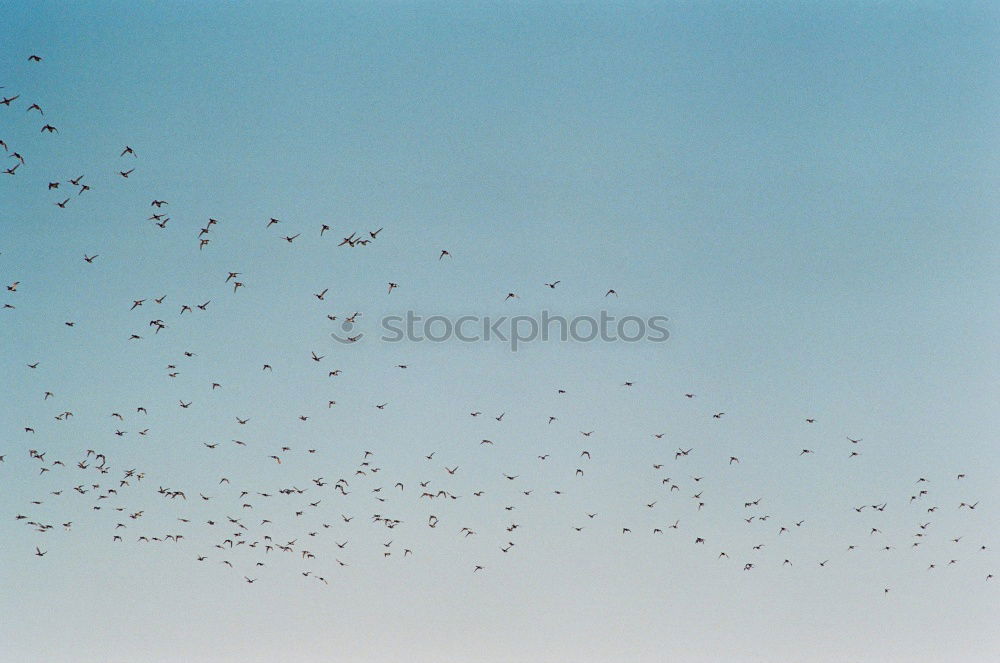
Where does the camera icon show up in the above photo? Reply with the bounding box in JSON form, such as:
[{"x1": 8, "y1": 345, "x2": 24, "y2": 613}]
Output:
[{"x1": 330, "y1": 320, "x2": 364, "y2": 344}]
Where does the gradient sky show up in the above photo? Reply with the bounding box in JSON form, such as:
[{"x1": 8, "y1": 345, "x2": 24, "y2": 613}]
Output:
[{"x1": 1, "y1": 3, "x2": 998, "y2": 662}]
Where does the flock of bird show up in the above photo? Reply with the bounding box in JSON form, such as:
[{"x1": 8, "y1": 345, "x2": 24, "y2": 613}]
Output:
[{"x1": 2, "y1": 53, "x2": 994, "y2": 599}]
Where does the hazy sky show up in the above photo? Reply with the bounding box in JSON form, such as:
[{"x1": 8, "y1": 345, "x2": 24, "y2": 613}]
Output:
[{"x1": 1, "y1": 3, "x2": 998, "y2": 662}]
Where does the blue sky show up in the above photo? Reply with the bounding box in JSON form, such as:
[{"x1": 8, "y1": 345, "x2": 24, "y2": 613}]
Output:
[{"x1": 1, "y1": 3, "x2": 998, "y2": 662}]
